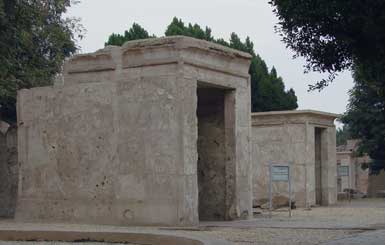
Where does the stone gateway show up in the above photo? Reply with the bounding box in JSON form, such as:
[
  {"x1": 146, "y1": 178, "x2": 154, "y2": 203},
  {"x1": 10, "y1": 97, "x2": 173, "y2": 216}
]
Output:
[
  {"x1": 15, "y1": 36, "x2": 253, "y2": 226},
  {"x1": 251, "y1": 110, "x2": 338, "y2": 208}
]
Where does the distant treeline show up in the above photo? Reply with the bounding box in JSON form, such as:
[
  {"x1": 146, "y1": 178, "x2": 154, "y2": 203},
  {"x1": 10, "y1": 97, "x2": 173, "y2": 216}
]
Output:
[{"x1": 105, "y1": 17, "x2": 298, "y2": 112}]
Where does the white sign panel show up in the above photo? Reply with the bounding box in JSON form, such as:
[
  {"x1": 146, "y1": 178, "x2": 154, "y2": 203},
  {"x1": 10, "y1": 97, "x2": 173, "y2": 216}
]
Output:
[
  {"x1": 271, "y1": 165, "x2": 290, "y2": 182},
  {"x1": 268, "y1": 163, "x2": 292, "y2": 218},
  {"x1": 338, "y1": 166, "x2": 349, "y2": 177}
]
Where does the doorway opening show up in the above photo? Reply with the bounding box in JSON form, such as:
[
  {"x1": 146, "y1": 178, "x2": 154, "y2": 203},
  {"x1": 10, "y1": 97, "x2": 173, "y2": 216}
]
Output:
[
  {"x1": 315, "y1": 127, "x2": 326, "y2": 205},
  {"x1": 337, "y1": 160, "x2": 342, "y2": 192},
  {"x1": 197, "y1": 83, "x2": 235, "y2": 221}
]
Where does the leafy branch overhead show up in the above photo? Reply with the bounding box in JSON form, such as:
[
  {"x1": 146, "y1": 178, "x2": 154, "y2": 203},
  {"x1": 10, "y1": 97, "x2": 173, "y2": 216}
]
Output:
[
  {"x1": 105, "y1": 18, "x2": 298, "y2": 112},
  {"x1": 0, "y1": 0, "x2": 82, "y2": 123},
  {"x1": 269, "y1": 0, "x2": 385, "y2": 90},
  {"x1": 270, "y1": 0, "x2": 385, "y2": 166}
]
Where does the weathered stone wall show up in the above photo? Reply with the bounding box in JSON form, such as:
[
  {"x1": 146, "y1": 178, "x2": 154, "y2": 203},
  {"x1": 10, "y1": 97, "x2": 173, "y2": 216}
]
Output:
[
  {"x1": 355, "y1": 160, "x2": 369, "y2": 193},
  {"x1": 251, "y1": 111, "x2": 338, "y2": 208},
  {"x1": 16, "y1": 36, "x2": 252, "y2": 226},
  {"x1": 0, "y1": 126, "x2": 18, "y2": 218},
  {"x1": 368, "y1": 170, "x2": 385, "y2": 197},
  {"x1": 16, "y1": 75, "x2": 196, "y2": 226},
  {"x1": 251, "y1": 123, "x2": 309, "y2": 207},
  {"x1": 337, "y1": 151, "x2": 369, "y2": 194},
  {"x1": 319, "y1": 126, "x2": 337, "y2": 206}
]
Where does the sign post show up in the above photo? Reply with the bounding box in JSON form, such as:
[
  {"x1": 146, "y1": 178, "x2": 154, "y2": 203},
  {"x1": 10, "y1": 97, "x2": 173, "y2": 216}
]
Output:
[{"x1": 269, "y1": 163, "x2": 292, "y2": 218}]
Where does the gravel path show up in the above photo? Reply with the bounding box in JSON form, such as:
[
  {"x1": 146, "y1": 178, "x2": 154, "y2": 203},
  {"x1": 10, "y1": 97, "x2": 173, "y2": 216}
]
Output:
[
  {"x1": 201, "y1": 199, "x2": 385, "y2": 230},
  {"x1": 0, "y1": 199, "x2": 384, "y2": 244},
  {"x1": 188, "y1": 228, "x2": 360, "y2": 245},
  {"x1": 194, "y1": 199, "x2": 385, "y2": 244},
  {"x1": 322, "y1": 230, "x2": 385, "y2": 245},
  {"x1": 0, "y1": 243, "x2": 131, "y2": 245}
]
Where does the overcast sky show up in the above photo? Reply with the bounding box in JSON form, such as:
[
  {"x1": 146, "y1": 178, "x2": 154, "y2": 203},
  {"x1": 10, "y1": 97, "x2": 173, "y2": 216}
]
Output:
[{"x1": 67, "y1": 0, "x2": 354, "y2": 115}]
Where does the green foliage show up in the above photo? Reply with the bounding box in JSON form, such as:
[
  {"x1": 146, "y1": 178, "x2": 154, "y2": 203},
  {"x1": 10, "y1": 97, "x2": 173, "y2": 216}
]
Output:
[
  {"x1": 336, "y1": 125, "x2": 351, "y2": 147},
  {"x1": 269, "y1": 0, "x2": 385, "y2": 90},
  {"x1": 165, "y1": 17, "x2": 213, "y2": 41},
  {"x1": 342, "y1": 66, "x2": 385, "y2": 165},
  {"x1": 105, "y1": 23, "x2": 153, "y2": 46},
  {"x1": 270, "y1": 0, "x2": 385, "y2": 170},
  {"x1": 164, "y1": 18, "x2": 298, "y2": 112},
  {"x1": 0, "y1": 0, "x2": 80, "y2": 123},
  {"x1": 106, "y1": 18, "x2": 298, "y2": 112}
]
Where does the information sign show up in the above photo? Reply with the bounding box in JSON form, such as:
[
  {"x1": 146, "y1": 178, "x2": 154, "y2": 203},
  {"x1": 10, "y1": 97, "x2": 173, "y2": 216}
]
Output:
[
  {"x1": 271, "y1": 165, "x2": 290, "y2": 182},
  {"x1": 338, "y1": 166, "x2": 349, "y2": 177}
]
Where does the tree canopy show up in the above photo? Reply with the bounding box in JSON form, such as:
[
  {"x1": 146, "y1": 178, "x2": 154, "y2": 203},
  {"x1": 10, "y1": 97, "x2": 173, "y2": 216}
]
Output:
[
  {"x1": 269, "y1": 0, "x2": 385, "y2": 90},
  {"x1": 0, "y1": 0, "x2": 81, "y2": 123},
  {"x1": 105, "y1": 23, "x2": 152, "y2": 46},
  {"x1": 270, "y1": 0, "x2": 385, "y2": 168},
  {"x1": 336, "y1": 125, "x2": 351, "y2": 147},
  {"x1": 105, "y1": 18, "x2": 298, "y2": 112},
  {"x1": 342, "y1": 66, "x2": 385, "y2": 162}
]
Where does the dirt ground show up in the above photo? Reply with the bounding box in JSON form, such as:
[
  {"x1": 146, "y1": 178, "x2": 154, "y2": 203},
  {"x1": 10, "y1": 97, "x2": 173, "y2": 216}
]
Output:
[
  {"x1": 196, "y1": 228, "x2": 359, "y2": 245},
  {"x1": 0, "y1": 199, "x2": 384, "y2": 245},
  {"x1": 189, "y1": 198, "x2": 385, "y2": 244}
]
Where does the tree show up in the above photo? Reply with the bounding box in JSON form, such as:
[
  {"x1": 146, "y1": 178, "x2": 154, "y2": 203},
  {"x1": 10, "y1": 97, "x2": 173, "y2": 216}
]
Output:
[
  {"x1": 165, "y1": 17, "x2": 213, "y2": 41},
  {"x1": 0, "y1": 0, "x2": 81, "y2": 123},
  {"x1": 269, "y1": 0, "x2": 385, "y2": 91},
  {"x1": 270, "y1": 0, "x2": 385, "y2": 170},
  {"x1": 336, "y1": 125, "x2": 351, "y2": 147},
  {"x1": 105, "y1": 23, "x2": 153, "y2": 46},
  {"x1": 105, "y1": 18, "x2": 298, "y2": 112},
  {"x1": 342, "y1": 67, "x2": 385, "y2": 165},
  {"x1": 164, "y1": 18, "x2": 298, "y2": 112}
]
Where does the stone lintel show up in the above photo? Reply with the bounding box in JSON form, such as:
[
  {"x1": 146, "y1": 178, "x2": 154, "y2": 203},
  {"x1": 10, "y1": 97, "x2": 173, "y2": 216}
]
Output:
[
  {"x1": 64, "y1": 36, "x2": 252, "y2": 79},
  {"x1": 251, "y1": 109, "x2": 340, "y2": 127}
]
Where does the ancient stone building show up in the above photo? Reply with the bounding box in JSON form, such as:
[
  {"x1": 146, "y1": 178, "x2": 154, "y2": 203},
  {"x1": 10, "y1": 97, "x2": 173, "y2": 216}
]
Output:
[
  {"x1": 15, "y1": 36, "x2": 253, "y2": 226},
  {"x1": 251, "y1": 110, "x2": 338, "y2": 208},
  {"x1": 336, "y1": 140, "x2": 369, "y2": 194},
  {"x1": 337, "y1": 140, "x2": 385, "y2": 198}
]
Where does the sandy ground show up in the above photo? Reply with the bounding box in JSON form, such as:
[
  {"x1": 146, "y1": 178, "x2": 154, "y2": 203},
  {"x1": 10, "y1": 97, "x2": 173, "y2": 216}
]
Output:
[
  {"x1": 0, "y1": 243, "x2": 130, "y2": 245},
  {"x1": 252, "y1": 198, "x2": 385, "y2": 229},
  {"x1": 188, "y1": 198, "x2": 385, "y2": 244},
  {"x1": 194, "y1": 228, "x2": 360, "y2": 245},
  {"x1": 0, "y1": 199, "x2": 384, "y2": 244}
]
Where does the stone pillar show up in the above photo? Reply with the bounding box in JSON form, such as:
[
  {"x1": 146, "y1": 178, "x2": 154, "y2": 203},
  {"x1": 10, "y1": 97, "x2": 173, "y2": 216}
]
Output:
[
  {"x1": 323, "y1": 126, "x2": 337, "y2": 205},
  {"x1": 234, "y1": 85, "x2": 253, "y2": 220}
]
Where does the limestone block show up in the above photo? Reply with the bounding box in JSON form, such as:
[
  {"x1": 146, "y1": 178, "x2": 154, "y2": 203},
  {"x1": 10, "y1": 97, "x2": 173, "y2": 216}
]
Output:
[
  {"x1": 64, "y1": 51, "x2": 116, "y2": 74},
  {"x1": 236, "y1": 127, "x2": 252, "y2": 177},
  {"x1": 235, "y1": 87, "x2": 251, "y2": 128},
  {"x1": 251, "y1": 126, "x2": 285, "y2": 144},
  {"x1": 286, "y1": 124, "x2": 306, "y2": 143}
]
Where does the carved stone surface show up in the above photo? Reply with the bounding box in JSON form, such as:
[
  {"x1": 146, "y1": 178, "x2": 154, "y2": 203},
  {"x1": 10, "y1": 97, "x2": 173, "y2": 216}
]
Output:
[{"x1": 16, "y1": 36, "x2": 252, "y2": 226}]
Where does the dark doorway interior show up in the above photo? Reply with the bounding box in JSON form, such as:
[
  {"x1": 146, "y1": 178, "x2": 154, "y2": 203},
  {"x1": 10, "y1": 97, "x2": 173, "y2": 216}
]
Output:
[
  {"x1": 0, "y1": 127, "x2": 18, "y2": 218},
  {"x1": 197, "y1": 86, "x2": 227, "y2": 221},
  {"x1": 315, "y1": 127, "x2": 324, "y2": 205}
]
